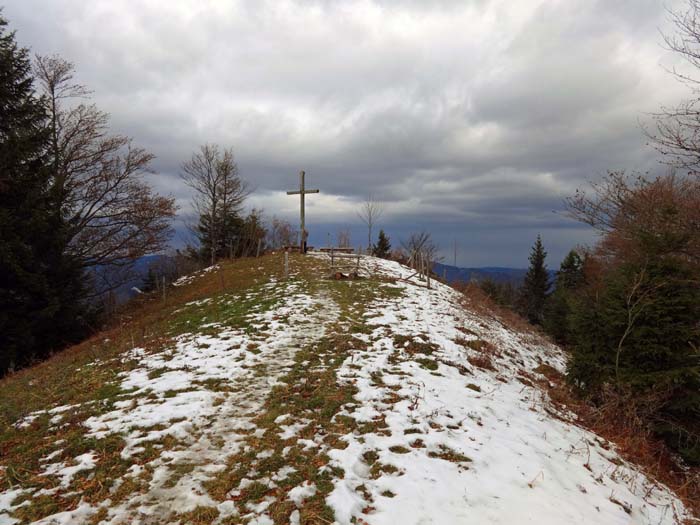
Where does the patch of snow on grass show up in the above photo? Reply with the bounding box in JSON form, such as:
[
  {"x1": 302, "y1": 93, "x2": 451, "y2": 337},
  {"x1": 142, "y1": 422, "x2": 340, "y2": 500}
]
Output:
[
  {"x1": 288, "y1": 482, "x2": 317, "y2": 507},
  {"x1": 43, "y1": 452, "x2": 96, "y2": 488},
  {"x1": 0, "y1": 488, "x2": 24, "y2": 525},
  {"x1": 324, "y1": 255, "x2": 687, "y2": 525},
  {"x1": 75, "y1": 278, "x2": 338, "y2": 522},
  {"x1": 172, "y1": 264, "x2": 220, "y2": 287}
]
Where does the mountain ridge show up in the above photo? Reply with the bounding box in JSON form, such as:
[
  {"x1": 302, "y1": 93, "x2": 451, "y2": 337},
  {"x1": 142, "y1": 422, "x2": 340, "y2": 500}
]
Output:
[{"x1": 0, "y1": 254, "x2": 688, "y2": 524}]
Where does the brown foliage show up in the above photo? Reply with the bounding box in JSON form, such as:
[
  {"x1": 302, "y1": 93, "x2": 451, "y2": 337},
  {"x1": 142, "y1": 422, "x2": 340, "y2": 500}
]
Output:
[
  {"x1": 566, "y1": 171, "x2": 700, "y2": 265},
  {"x1": 455, "y1": 282, "x2": 545, "y2": 339},
  {"x1": 543, "y1": 374, "x2": 700, "y2": 518}
]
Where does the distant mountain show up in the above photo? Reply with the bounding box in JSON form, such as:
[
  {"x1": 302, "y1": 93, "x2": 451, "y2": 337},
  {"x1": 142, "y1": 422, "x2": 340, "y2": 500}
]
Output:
[
  {"x1": 433, "y1": 262, "x2": 555, "y2": 286},
  {"x1": 93, "y1": 254, "x2": 172, "y2": 303}
]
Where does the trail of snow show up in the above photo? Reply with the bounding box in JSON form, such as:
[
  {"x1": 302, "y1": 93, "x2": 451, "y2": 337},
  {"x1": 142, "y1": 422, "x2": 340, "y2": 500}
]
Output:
[
  {"x1": 322, "y1": 255, "x2": 687, "y2": 525},
  {"x1": 94, "y1": 281, "x2": 339, "y2": 524}
]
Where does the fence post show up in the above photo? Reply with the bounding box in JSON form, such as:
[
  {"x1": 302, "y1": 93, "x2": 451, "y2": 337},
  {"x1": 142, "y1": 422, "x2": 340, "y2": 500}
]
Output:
[
  {"x1": 284, "y1": 250, "x2": 289, "y2": 279},
  {"x1": 256, "y1": 238, "x2": 262, "y2": 258},
  {"x1": 162, "y1": 276, "x2": 166, "y2": 301},
  {"x1": 426, "y1": 257, "x2": 431, "y2": 289}
]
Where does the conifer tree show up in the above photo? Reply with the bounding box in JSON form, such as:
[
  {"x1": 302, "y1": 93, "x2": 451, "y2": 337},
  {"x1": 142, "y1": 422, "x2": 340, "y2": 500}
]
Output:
[
  {"x1": 544, "y1": 250, "x2": 584, "y2": 343},
  {"x1": 568, "y1": 258, "x2": 700, "y2": 462},
  {"x1": 141, "y1": 267, "x2": 158, "y2": 293},
  {"x1": 565, "y1": 170, "x2": 700, "y2": 462},
  {"x1": 372, "y1": 229, "x2": 391, "y2": 258},
  {"x1": 479, "y1": 277, "x2": 500, "y2": 301},
  {"x1": 555, "y1": 250, "x2": 584, "y2": 289},
  {"x1": 0, "y1": 14, "x2": 88, "y2": 374},
  {"x1": 519, "y1": 235, "x2": 551, "y2": 324}
]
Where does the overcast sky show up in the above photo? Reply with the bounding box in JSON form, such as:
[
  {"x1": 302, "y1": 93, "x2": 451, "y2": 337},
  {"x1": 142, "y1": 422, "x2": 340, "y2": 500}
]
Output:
[{"x1": 3, "y1": 0, "x2": 693, "y2": 266}]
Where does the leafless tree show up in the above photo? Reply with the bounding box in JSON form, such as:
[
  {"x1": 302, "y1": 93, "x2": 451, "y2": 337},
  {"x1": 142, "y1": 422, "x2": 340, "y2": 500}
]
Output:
[
  {"x1": 646, "y1": 0, "x2": 700, "y2": 170},
  {"x1": 34, "y1": 55, "x2": 177, "y2": 294},
  {"x1": 337, "y1": 230, "x2": 351, "y2": 248},
  {"x1": 357, "y1": 195, "x2": 383, "y2": 251},
  {"x1": 401, "y1": 231, "x2": 439, "y2": 267},
  {"x1": 238, "y1": 208, "x2": 266, "y2": 257},
  {"x1": 564, "y1": 171, "x2": 638, "y2": 234},
  {"x1": 268, "y1": 217, "x2": 294, "y2": 249},
  {"x1": 401, "y1": 231, "x2": 439, "y2": 262},
  {"x1": 181, "y1": 144, "x2": 249, "y2": 264}
]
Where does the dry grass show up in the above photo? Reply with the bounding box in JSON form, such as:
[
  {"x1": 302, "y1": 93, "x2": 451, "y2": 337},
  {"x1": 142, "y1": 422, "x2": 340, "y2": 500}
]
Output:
[
  {"x1": 0, "y1": 253, "x2": 291, "y2": 426},
  {"x1": 537, "y1": 367, "x2": 700, "y2": 520},
  {"x1": 0, "y1": 253, "x2": 307, "y2": 522},
  {"x1": 452, "y1": 280, "x2": 700, "y2": 520},
  {"x1": 466, "y1": 354, "x2": 495, "y2": 371},
  {"x1": 454, "y1": 282, "x2": 548, "y2": 342}
]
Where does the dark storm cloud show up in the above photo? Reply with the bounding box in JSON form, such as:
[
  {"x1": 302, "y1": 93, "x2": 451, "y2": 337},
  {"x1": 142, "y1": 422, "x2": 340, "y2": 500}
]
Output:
[{"x1": 1, "y1": 0, "x2": 691, "y2": 265}]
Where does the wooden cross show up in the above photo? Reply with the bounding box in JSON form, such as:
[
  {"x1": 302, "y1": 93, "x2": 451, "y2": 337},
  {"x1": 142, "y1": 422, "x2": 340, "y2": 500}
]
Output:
[{"x1": 286, "y1": 170, "x2": 319, "y2": 252}]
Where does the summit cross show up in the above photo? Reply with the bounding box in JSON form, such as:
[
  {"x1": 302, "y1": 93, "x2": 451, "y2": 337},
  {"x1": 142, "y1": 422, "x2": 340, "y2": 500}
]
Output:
[{"x1": 286, "y1": 170, "x2": 319, "y2": 252}]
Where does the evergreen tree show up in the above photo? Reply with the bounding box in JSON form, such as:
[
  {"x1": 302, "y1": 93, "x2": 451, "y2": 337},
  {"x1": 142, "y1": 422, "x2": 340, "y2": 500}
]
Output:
[
  {"x1": 568, "y1": 258, "x2": 700, "y2": 462},
  {"x1": 141, "y1": 267, "x2": 158, "y2": 293},
  {"x1": 0, "y1": 14, "x2": 88, "y2": 374},
  {"x1": 195, "y1": 208, "x2": 244, "y2": 260},
  {"x1": 479, "y1": 277, "x2": 500, "y2": 301},
  {"x1": 519, "y1": 235, "x2": 551, "y2": 324},
  {"x1": 372, "y1": 229, "x2": 391, "y2": 258},
  {"x1": 555, "y1": 250, "x2": 584, "y2": 289},
  {"x1": 544, "y1": 250, "x2": 584, "y2": 343}
]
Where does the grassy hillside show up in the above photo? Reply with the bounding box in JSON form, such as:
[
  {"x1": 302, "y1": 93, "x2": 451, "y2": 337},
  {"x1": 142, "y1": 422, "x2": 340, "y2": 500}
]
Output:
[{"x1": 0, "y1": 253, "x2": 689, "y2": 525}]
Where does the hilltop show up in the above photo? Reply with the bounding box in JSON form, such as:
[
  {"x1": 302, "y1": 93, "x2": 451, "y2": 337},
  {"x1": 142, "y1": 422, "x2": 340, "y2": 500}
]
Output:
[{"x1": 0, "y1": 254, "x2": 689, "y2": 525}]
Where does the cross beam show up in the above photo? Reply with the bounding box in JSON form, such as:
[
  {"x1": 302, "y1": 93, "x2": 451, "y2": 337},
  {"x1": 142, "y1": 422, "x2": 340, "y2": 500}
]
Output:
[{"x1": 286, "y1": 170, "x2": 319, "y2": 252}]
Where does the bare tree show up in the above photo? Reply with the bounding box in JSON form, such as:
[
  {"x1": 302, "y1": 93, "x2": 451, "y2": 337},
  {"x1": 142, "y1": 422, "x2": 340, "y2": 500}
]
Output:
[
  {"x1": 268, "y1": 217, "x2": 294, "y2": 249},
  {"x1": 337, "y1": 230, "x2": 351, "y2": 248},
  {"x1": 646, "y1": 0, "x2": 700, "y2": 170},
  {"x1": 34, "y1": 55, "x2": 176, "y2": 293},
  {"x1": 181, "y1": 144, "x2": 249, "y2": 264},
  {"x1": 401, "y1": 231, "x2": 439, "y2": 263},
  {"x1": 357, "y1": 195, "x2": 383, "y2": 251}
]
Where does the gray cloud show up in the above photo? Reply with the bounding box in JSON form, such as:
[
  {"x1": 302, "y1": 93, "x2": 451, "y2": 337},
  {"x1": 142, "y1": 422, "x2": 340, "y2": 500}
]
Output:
[{"x1": 2, "y1": 0, "x2": 692, "y2": 266}]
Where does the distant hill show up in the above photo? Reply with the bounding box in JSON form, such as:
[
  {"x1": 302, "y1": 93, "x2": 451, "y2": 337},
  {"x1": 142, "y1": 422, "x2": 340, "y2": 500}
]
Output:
[
  {"x1": 433, "y1": 262, "x2": 557, "y2": 286},
  {"x1": 433, "y1": 262, "x2": 525, "y2": 285},
  {"x1": 93, "y1": 254, "x2": 173, "y2": 303}
]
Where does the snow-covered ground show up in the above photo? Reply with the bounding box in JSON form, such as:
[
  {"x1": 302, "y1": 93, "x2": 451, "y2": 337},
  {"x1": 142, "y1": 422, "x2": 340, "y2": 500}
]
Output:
[
  {"x1": 0, "y1": 277, "x2": 339, "y2": 525},
  {"x1": 325, "y1": 256, "x2": 687, "y2": 525},
  {"x1": 0, "y1": 255, "x2": 689, "y2": 525}
]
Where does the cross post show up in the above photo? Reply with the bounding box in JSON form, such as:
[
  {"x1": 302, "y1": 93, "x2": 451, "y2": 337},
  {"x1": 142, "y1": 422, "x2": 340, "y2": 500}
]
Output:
[{"x1": 286, "y1": 170, "x2": 319, "y2": 253}]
